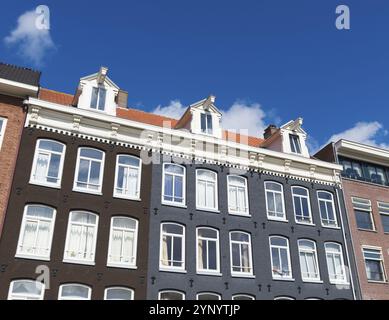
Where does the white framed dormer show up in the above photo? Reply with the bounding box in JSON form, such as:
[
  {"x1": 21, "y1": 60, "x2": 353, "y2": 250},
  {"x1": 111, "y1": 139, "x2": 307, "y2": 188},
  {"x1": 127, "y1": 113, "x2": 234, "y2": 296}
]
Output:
[
  {"x1": 280, "y1": 118, "x2": 310, "y2": 157},
  {"x1": 76, "y1": 67, "x2": 119, "y2": 116}
]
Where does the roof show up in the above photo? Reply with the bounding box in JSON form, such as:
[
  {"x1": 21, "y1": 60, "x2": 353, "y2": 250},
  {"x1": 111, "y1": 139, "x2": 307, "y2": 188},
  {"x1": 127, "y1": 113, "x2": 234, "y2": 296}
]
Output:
[
  {"x1": 0, "y1": 62, "x2": 41, "y2": 87},
  {"x1": 38, "y1": 88, "x2": 264, "y2": 147}
]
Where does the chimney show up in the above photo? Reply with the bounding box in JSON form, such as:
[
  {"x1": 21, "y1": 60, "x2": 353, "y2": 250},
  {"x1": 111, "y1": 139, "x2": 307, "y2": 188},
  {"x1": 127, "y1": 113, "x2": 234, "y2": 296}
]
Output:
[
  {"x1": 116, "y1": 89, "x2": 128, "y2": 108},
  {"x1": 264, "y1": 124, "x2": 278, "y2": 139}
]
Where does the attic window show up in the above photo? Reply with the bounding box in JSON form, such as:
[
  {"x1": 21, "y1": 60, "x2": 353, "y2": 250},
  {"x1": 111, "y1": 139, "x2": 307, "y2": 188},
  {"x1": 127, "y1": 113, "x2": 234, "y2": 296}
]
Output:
[
  {"x1": 90, "y1": 87, "x2": 107, "y2": 111},
  {"x1": 201, "y1": 113, "x2": 213, "y2": 134},
  {"x1": 289, "y1": 134, "x2": 301, "y2": 154}
]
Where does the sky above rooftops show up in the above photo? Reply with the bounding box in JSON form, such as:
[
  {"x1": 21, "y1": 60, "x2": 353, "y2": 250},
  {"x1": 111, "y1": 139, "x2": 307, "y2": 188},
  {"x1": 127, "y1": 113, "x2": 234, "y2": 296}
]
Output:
[{"x1": 1, "y1": 1, "x2": 389, "y2": 152}]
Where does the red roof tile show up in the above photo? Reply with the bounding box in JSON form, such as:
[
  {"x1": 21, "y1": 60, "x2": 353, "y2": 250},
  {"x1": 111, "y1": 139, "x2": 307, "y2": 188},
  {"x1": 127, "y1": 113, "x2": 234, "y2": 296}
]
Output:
[{"x1": 39, "y1": 88, "x2": 74, "y2": 105}]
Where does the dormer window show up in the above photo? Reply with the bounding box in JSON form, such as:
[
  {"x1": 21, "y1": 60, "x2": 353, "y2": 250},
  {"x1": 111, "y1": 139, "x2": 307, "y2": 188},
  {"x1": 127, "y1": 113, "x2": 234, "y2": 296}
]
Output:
[
  {"x1": 90, "y1": 87, "x2": 107, "y2": 111},
  {"x1": 201, "y1": 113, "x2": 213, "y2": 135},
  {"x1": 289, "y1": 134, "x2": 302, "y2": 154}
]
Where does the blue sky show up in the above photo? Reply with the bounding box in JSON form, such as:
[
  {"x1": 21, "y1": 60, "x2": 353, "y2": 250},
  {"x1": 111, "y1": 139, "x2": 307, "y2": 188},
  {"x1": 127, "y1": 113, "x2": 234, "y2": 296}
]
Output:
[{"x1": 1, "y1": 1, "x2": 389, "y2": 151}]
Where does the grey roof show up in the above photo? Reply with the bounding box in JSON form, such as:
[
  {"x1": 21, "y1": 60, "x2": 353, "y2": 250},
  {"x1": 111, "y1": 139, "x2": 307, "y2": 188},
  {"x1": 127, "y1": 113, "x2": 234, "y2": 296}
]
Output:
[{"x1": 0, "y1": 62, "x2": 41, "y2": 87}]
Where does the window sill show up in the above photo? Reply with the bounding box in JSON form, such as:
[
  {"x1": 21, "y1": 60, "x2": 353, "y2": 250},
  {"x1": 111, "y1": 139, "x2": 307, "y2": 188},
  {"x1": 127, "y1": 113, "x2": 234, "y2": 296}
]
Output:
[
  {"x1": 29, "y1": 181, "x2": 61, "y2": 189},
  {"x1": 113, "y1": 194, "x2": 141, "y2": 202},
  {"x1": 161, "y1": 201, "x2": 187, "y2": 209},
  {"x1": 357, "y1": 228, "x2": 377, "y2": 233},
  {"x1": 321, "y1": 225, "x2": 341, "y2": 230},
  {"x1": 15, "y1": 254, "x2": 51, "y2": 262},
  {"x1": 107, "y1": 263, "x2": 137, "y2": 269},
  {"x1": 329, "y1": 281, "x2": 350, "y2": 286},
  {"x1": 295, "y1": 221, "x2": 315, "y2": 227},
  {"x1": 231, "y1": 273, "x2": 255, "y2": 279},
  {"x1": 302, "y1": 279, "x2": 323, "y2": 284},
  {"x1": 72, "y1": 188, "x2": 103, "y2": 196},
  {"x1": 159, "y1": 268, "x2": 187, "y2": 274},
  {"x1": 272, "y1": 277, "x2": 295, "y2": 282},
  {"x1": 229, "y1": 211, "x2": 251, "y2": 218},
  {"x1": 196, "y1": 207, "x2": 220, "y2": 214},
  {"x1": 268, "y1": 217, "x2": 289, "y2": 223},
  {"x1": 366, "y1": 280, "x2": 388, "y2": 284},
  {"x1": 197, "y1": 271, "x2": 223, "y2": 277},
  {"x1": 63, "y1": 259, "x2": 96, "y2": 266}
]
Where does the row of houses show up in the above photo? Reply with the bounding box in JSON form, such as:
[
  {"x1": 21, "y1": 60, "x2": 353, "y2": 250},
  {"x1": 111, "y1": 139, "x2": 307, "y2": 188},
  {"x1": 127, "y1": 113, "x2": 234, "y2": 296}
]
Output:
[{"x1": 0, "y1": 62, "x2": 388, "y2": 300}]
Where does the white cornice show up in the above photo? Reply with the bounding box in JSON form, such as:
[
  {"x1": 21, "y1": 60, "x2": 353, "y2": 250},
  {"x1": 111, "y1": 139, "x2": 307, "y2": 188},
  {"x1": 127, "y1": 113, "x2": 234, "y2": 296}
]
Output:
[{"x1": 0, "y1": 78, "x2": 39, "y2": 98}]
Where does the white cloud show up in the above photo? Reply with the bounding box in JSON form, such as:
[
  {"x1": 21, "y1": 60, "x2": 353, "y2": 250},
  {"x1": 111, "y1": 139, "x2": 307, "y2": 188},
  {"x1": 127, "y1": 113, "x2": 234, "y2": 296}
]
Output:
[
  {"x1": 327, "y1": 121, "x2": 389, "y2": 149},
  {"x1": 4, "y1": 9, "x2": 55, "y2": 66},
  {"x1": 153, "y1": 99, "x2": 268, "y2": 137}
]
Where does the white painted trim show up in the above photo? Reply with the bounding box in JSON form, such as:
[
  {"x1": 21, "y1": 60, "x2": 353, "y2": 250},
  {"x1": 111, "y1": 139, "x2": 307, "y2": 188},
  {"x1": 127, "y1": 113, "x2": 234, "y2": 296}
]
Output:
[
  {"x1": 0, "y1": 78, "x2": 38, "y2": 98},
  {"x1": 324, "y1": 242, "x2": 348, "y2": 285},
  {"x1": 8, "y1": 280, "x2": 45, "y2": 300},
  {"x1": 196, "y1": 169, "x2": 219, "y2": 212},
  {"x1": 317, "y1": 190, "x2": 339, "y2": 228},
  {"x1": 161, "y1": 163, "x2": 186, "y2": 207},
  {"x1": 264, "y1": 181, "x2": 287, "y2": 221},
  {"x1": 232, "y1": 294, "x2": 255, "y2": 300},
  {"x1": 58, "y1": 283, "x2": 91, "y2": 300},
  {"x1": 159, "y1": 222, "x2": 186, "y2": 272},
  {"x1": 291, "y1": 186, "x2": 313, "y2": 225},
  {"x1": 0, "y1": 117, "x2": 7, "y2": 150},
  {"x1": 297, "y1": 239, "x2": 321, "y2": 282},
  {"x1": 158, "y1": 290, "x2": 185, "y2": 300},
  {"x1": 113, "y1": 154, "x2": 142, "y2": 200},
  {"x1": 196, "y1": 227, "x2": 220, "y2": 274},
  {"x1": 227, "y1": 175, "x2": 250, "y2": 216},
  {"x1": 229, "y1": 231, "x2": 254, "y2": 277},
  {"x1": 269, "y1": 236, "x2": 293, "y2": 280},
  {"x1": 104, "y1": 287, "x2": 134, "y2": 300},
  {"x1": 196, "y1": 292, "x2": 222, "y2": 300}
]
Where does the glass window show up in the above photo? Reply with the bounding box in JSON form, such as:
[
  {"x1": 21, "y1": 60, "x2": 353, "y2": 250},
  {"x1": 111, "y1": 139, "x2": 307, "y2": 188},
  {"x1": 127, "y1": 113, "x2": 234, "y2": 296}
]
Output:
[
  {"x1": 378, "y1": 202, "x2": 389, "y2": 233},
  {"x1": 340, "y1": 158, "x2": 362, "y2": 179},
  {"x1": 363, "y1": 248, "x2": 386, "y2": 282},
  {"x1": 63, "y1": 211, "x2": 98, "y2": 263},
  {"x1": 114, "y1": 155, "x2": 141, "y2": 199},
  {"x1": 274, "y1": 296, "x2": 295, "y2": 300},
  {"x1": 197, "y1": 227, "x2": 220, "y2": 274},
  {"x1": 104, "y1": 287, "x2": 134, "y2": 300},
  {"x1": 368, "y1": 166, "x2": 387, "y2": 185},
  {"x1": 325, "y1": 242, "x2": 347, "y2": 284},
  {"x1": 292, "y1": 187, "x2": 312, "y2": 224},
  {"x1": 107, "y1": 217, "x2": 138, "y2": 268},
  {"x1": 197, "y1": 293, "x2": 221, "y2": 300},
  {"x1": 298, "y1": 239, "x2": 320, "y2": 281},
  {"x1": 289, "y1": 134, "x2": 301, "y2": 154},
  {"x1": 0, "y1": 117, "x2": 7, "y2": 149},
  {"x1": 90, "y1": 87, "x2": 107, "y2": 111},
  {"x1": 200, "y1": 113, "x2": 213, "y2": 134},
  {"x1": 58, "y1": 284, "x2": 91, "y2": 300},
  {"x1": 160, "y1": 223, "x2": 185, "y2": 271},
  {"x1": 270, "y1": 236, "x2": 292, "y2": 279},
  {"x1": 196, "y1": 169, "x2": 218, "y2": 211},
  {"x1": 162, "y1": 164, "x2": 185, "y2": 205},
  {"x1": 74, "y1": 148, "x2": 105, "y2": 193},
  {"x1": 229, "y1": 231, "x2": 253, "y2": 276},
  {"x1": 352, "y1": 198, "x2": 374, "y2": 231},
  {"x1": 30, "y1": 139, "x2": 65, "y2": 187},
  {"x1": 16, "y1": 205, "x2": 56, "y2": 259},
  {"x1": 8, "y1": 280, "x2": 44, "y2": 300},
  {"x1": 232, "y1": 294, "x2": 255, "y2": 300},
  {"x1": 228, "y1": 176, "x2": 249, "y2": 215},
  {"x1": 317, "y1": 191, "x2": 338, "y2": 228},
  {"x1": 265, "y1": 182, "x2": 286, "y2": 220},
  {"x1": 159, "y1": 290, "x2": 185, "y2": 300}
]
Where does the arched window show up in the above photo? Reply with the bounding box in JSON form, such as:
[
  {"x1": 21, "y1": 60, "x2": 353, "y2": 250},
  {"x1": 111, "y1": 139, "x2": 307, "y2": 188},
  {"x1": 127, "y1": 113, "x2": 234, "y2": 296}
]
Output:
[
  {"x1": 114, "y1": 155, "x2": 142, "y2": 199},
  {"x1": 229, "y1": 231, "x2": 253, "y2": 276},
  {"x1": 196, "y1": 227, "x2": 220, "y2": 274},
  {"x1": 196, "y1": 169, "x2": 218, "y2": 211},
  {"x1": 158, "y1": 290, "x2": 185, "y2": 300},
  {"x1": 264, "y1": 182, "x2": 286, "y2": 220},
  {"x1": 58, "y1": 284, "x2": 91, "y2": 300},
  {"x1": 104, "y1": 287, "x2": 134, "y2": 300},
  {"x1": 269, "y1": 236, "x2": 292, "y2": 279},
  {"x1": 227, "y1": 175, "x2": 249, "y2": 215},
  {"x1": 317, "y1": 191, "x2": 338, "y2": 228},
  {"x1": 162, "y1": 163, "x2": 186, "y2": 205},
  {"x1": 160, "y1": 223, "x2": 185, "y2": 271},
  {"x1": 298, "y1": 239, "x2": 320, "y2": 282},
  {"x1": 232, "y1": 294, "x2": 255, "y2": 300},
  {"x1": 292, "y1": 186, "x2": 312, "y2": 224},
  {"x1": 325, "y1": 242, "x2": 347, "y2": 284},
  {"x1": 197, "y1": 292, "x2": 221, "y2": 300},
  {"x1": 8, "y1": 280, "x2": 45, "y2": 300}
]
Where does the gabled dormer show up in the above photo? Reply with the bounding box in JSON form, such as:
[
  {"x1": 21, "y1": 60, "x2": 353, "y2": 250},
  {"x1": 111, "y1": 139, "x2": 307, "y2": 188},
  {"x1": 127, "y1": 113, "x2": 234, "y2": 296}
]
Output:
[
  {"x1": 175, "y1": 95, "x2": 222, "y2": 139},
  {"x1": 75, "y1": 67, "x2": 124, "y2": 116}
]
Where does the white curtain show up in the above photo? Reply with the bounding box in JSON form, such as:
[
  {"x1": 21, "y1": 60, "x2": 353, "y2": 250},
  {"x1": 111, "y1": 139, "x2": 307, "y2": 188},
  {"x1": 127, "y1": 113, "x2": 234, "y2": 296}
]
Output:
[
  {"x1": 34, "y1": 152, "x2": 49, "y2": 181},
  {"x1": 197, "y1": 181, "x2": 206, "y2": 207},
  {"x1": 35, "y1": 221, "x2": 51, "y2": 256},
  {"x1": 20, "y1": 220, "x2": 38, "y2": 254},
  {"x1": 161, "y1": 234, "x2": 169, "y2": 266},
  {"x1": 127, "y1": 167, "x2": 139, "y2": 197}
]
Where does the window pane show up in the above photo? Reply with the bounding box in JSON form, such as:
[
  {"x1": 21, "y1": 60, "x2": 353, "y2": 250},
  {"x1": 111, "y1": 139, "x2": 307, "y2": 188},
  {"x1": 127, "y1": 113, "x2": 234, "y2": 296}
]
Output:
[
  {"x1": 381, "y1": 215, "x2": 389, "y2": 233},
  {"x1": 159, "y1": 291, "x2": 184, "y2": 300},
  {"x1": 98, "y1": 88, "x2": 106, "y2": 111},
  {"x1": 60, "y1": 285, "x2": 89, "y2": 299},
  {"x1": 118, "y1": 155, "x2": 140, "y2": 167},
  {"x1": 106, "y1": 288, "x2": 133, "y2": 300},
  {"x1": 80, "y1": 148, "x2": 103, "y2": 160},
  {"x1": 198, "y1": 293, "x2": 220, "y2": 300},
  {"x1": 355, "y1": 210, "x2": 374, "y2": 230},
  {"x1": 90, "y1": 87, "x2": 98, "y2": 108}
]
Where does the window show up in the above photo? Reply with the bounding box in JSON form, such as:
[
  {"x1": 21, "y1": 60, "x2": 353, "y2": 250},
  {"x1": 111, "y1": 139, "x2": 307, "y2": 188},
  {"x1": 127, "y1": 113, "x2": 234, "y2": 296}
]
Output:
[
  {"x1": 232, "y1": 294, "x2": 255, "y2": 300},
  {"x1": 63, "y1": 211, "x2": 99, "y2": 264},
  {"x1": 317, "y1": 191, "x2": 338, "y2": 228},
  {"x1": 274, "y1": 296, "x2": 295, "y2": 300},
  {"x1": 269, "y1": 236, "x2": 292, "y2": 280},
  {"x1": 158, "y1": 290, "x2": 185, "y2": 300},
  {"x1": 160, "y1": 223, "x2": 185, "y2": 271},
  {"x1": 58, "y1": 284, "x2": 91, "y2": 300},
  {"x1": 378, "y1": 202, "x2": 389, "y2": 233},
  {"x1": 90, "y1": 86, "x2": 107, "y2": 111},
  {"x1": 104, "y1": 287, "x2": 134, "y2": 300},
  {"x1": 200, "y1": 113, "x2": 213, "y2": 134},
  {"x1": 227, "y1": 175, "x2": 249, "y2": 215},
  {"x1": 8, "y1": 280, "x2": 44, "y2": 300},
  {"x1": 30, "y1": 139, "x2": 66, "y2": 187},
  {"x1": 340, "y1": 158, "x2": 363, "y2": 179},
  {"x1": 292, "y1": 187, "x2": 312, "y2": 224},
  {"x1": 367, "y1": 165, "x2": 387, "y2": 185},
  {"x1": 352, "y1": 198, "x2": 374, "y2": 231},
  {"x1": 74, "y1": 148, "x2": 105, "y2": 193},
  {"x1": 0, "y1": 117, "x2": 7, "y2": 149},
  {"x1": 114, "y1": 155, "x2": 141, "y2": 199},
  {"x1": 196, "y1": 227, "x2": 220, "y2": 274},
  {"x1": 265, "y1": 182, "x2": 286, "y2": 221},
  {"x1": 229, "y1": 231, "x2": 253, "y2": 276},
  {"x1": 162, "y1": 163, "x2": 185, "y2": 206},
  {"x1": 298, "y1": 239, "x2": 320, "y2": 282},
  {"x1": 16, "y1": 205, "x2": 56, "y2": 260},
  {"x1": 196, "y1": 169, "x2": 218, "y2": 211},
  {"x1": 197, "y1": 293, "x2": 221, "y2": 300},
  {"x1": 324, "y1": 242, "x2": 347, "y2": 284},
  {"x1": 107, "y1": 217, "x2": 138, "y2": 268},
  {"x1": 289, "y1": 134, "x2": 301, "y2": 154},
  {"x1": 363, "y1": 248, "x2": 386, "y2": 282}
]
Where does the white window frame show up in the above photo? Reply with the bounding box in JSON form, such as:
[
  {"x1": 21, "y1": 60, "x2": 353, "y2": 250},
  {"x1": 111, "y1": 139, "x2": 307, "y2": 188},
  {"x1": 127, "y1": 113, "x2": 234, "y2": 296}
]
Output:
[
  {"x1": 107, "y1": 216, "x2": 139, "y2": 269},
  {"x1": 196, "y1": 227, "x2": 221, "y2": 275},
  {"x1": 269, "y1": 236, "x2": 293, "y2": 280},
  {"x1": 289, "y1": 134, "x2": 302, "y2": 154},
  {"x1": 104, "y1": 287, "x2": 134, "y2": 300},
  {"x1": 378, "y1": 201, "x2": 389, "y2": 233},
  {"x1": 200, "y1": 112, "x2": 213, "y2": 135},
  {"x1": 229, "y1": 231, "x2": 254, "y2": 277},
  {"x1": 29, "y1": 139, "x2": 66, "y2": 188},
  {"x1": 196, "y1": 169, "x2": 218, "y2": 212},
  {"x1": 63, "y1": 211, "x2": 99, "y2": 265},
  {"x1": 0, "y1": 117, "x2": 7, "y2": 150},
  {"x1": 232, "y1": 294, "x2": 255, "y2": 300},
  {"x1": 90, "y1": 86, "x2": 107, "y2": 111},
  {"x1": 362, "y1": 246, "x2": 387, "y2": 283},
  {"x1": 159, "y1": 222, "x2": 186, "y2": 272},
  {"x1": 298, "y1": 239, "x2": 321, "y2": 282},
  {"x1": 227, "y1": 175, "x2": 250, "y2": 216},
  {"x1": 264, "y1": 181, "x2": 286, "y2": 221},
  {"x1": 158, "y1": 290, "x2": 185, "y2": 300},
  {"x1": 73, "y1": 147, "x2": 105, "y2": 194},
  {"x1": 58, "y1": 283, "x2": 91, "y2": 300},
  {"x1": 274, "y1": 296, "x2": 295, "y2": 300},
  {"x1": 352, "y1": 197, "x2": 375, "y2": 231},
  {"x1": 113, "y1": 154, "x2": 142, "y2": 200},
  {"x1": 15, "y1": 204, "x2": 56, "y2": 261},
  {"x1": 161, "y1": 163, "x2": 186, "y2": 207},
  {"x1": 196, "y1": 292, "x2": 221, "y2": 300},
  {"x1": 324, "y1": 242, "x2": 348, "y2": 285},
  {"x1": 317, "y1": 191, "x2": 338, "y2": 228},
  {"x1": 292, "y1": 186, "x2": 313, "y2": 225},
  {"x1": 8, "y1": 280, "x2": 45, "y2": 300}
]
